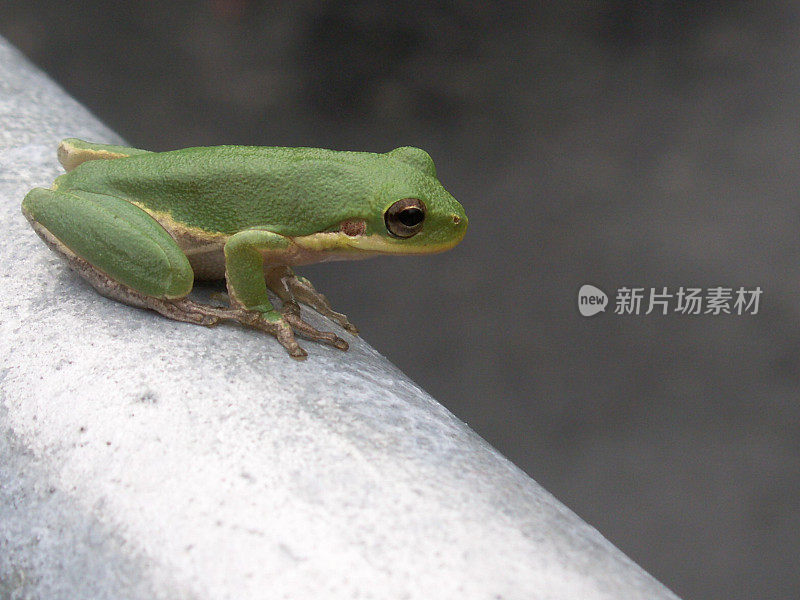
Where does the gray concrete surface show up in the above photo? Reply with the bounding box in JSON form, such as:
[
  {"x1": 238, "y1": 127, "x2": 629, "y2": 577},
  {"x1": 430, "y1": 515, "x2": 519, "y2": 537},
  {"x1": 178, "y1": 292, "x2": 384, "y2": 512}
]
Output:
[{"x1": 0, "y1": 39, "x2": 681, "y2": 600}]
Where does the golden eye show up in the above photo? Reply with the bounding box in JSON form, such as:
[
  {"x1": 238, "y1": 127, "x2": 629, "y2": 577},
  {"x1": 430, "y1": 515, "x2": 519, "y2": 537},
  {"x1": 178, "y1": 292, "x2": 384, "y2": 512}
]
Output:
[{"x1": 384, "y1": 198, "x2": 425, "y2": 238}]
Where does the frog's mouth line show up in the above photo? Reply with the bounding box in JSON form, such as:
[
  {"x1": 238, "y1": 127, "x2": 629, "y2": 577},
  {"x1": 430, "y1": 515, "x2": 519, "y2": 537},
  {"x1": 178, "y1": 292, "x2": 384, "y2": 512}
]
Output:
[{"x1": 292, "y1": 229, "x2": 465, "y2": 255}]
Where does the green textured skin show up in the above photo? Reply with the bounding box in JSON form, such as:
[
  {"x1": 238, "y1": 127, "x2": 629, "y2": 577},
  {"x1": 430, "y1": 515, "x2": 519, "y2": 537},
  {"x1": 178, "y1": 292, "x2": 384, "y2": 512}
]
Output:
[{"x1": 53, "y1": 144, "x2": 467, "y2": 250}]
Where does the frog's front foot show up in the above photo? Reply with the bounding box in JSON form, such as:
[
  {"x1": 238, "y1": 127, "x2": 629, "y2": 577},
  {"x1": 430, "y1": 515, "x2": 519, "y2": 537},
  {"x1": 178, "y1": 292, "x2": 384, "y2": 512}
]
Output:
[
  {"x1": 240, "y1": 306, "x2": 346, "y2": 360},
  {"x1": 265, "y1": 267, "x2": 359, "y2": 335},
  {"x1": 245, "y1": 311, "x2": 309, "y2": 360},
  {"x1": 161, "y1": 300, "x2": 345, "y2": 360}
]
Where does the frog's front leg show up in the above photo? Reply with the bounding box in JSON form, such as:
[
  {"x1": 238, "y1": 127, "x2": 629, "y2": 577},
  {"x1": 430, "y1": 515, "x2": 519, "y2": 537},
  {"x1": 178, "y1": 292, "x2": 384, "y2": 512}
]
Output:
[
  {"x1": 223, "y1": 229, "x2": 349, "y2": 359},
  {"x1": 265, "y1": 266, "x2": 359, "y2": 335}
]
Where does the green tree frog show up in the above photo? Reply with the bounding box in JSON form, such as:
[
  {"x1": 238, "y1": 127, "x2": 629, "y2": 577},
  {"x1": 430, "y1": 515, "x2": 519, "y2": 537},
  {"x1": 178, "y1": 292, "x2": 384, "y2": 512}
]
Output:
[{"x1": 22, "y1": 139, "x2": 468, "y2": 359}]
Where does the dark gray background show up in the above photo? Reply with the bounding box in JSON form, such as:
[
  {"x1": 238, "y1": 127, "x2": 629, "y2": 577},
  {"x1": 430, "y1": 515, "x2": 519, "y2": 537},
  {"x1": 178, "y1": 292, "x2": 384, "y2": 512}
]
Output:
[{"x1": 2, "y1": 2, "x2": 798, "y2": 599}]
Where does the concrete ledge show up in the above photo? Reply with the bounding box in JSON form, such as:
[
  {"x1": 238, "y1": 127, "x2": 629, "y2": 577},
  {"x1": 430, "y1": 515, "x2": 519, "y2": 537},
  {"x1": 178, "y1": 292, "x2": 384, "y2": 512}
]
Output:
[{"x1": 0, "y1": 37, "x2": 680, "y2": 600}]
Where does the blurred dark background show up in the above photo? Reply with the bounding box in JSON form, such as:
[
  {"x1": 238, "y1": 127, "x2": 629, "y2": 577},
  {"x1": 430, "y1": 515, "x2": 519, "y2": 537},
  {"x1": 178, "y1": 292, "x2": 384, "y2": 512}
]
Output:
[{"x1": 2, "y1": 2, "x2": 798, "y2": 598}]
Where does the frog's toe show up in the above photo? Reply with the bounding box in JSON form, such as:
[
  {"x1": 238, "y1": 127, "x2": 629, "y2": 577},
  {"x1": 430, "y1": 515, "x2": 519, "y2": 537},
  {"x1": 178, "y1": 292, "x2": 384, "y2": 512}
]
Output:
[
  {"x1": 274, "y1": 319, "x2": 308, "y2": 359},
  {"x1": 281, "y1": 303, "x2": 349, "y2": 351},
  {"x1": 287, "y1": 345, "x2": 309, "y2": 360},
  {"x1": 248, "y1": 312, "x2": 308, "y2": 359},
  {"x1": 338, "y1": 320, "x2": 359, "y2": 335}
]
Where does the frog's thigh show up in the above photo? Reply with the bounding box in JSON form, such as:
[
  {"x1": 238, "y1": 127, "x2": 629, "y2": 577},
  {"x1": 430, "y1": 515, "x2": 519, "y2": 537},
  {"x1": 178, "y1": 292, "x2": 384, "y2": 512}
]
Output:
[{"x1": 22, "y1": 187, "x2": 193, "y2": 299}]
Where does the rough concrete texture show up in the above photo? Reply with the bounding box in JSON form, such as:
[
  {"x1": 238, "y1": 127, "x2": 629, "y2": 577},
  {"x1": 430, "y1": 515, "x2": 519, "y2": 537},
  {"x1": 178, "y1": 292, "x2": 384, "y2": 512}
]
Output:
[{"x1": 0, "y1": 38, "x2": 681, "y2": 600}]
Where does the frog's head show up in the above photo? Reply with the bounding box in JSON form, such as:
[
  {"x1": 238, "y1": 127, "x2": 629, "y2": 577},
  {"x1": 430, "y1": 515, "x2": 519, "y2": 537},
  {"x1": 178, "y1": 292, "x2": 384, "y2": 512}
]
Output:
[
  {"x1": 293, "y1": 146, "x2": 467, "y2": 259},
  {"x1": 344, "y1": 146, "x2": 468, "y2": 255}
]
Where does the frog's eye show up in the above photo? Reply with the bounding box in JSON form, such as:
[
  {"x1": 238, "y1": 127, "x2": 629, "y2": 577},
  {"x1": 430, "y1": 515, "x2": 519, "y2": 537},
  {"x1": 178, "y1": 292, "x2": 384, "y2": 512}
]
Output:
[{"x1": 384, "y1": 198, "x2": 426, "y2": 238}]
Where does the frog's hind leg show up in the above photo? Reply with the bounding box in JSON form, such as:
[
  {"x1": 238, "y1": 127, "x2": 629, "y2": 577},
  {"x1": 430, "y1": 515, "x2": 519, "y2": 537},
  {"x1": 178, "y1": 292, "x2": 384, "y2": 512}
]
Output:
[
  {"x1": 21, "y1": 187, "x2": 222, "y2": 326},
  {"x1": 23, "y1": 188, "x2": 346, "y2": 358}
]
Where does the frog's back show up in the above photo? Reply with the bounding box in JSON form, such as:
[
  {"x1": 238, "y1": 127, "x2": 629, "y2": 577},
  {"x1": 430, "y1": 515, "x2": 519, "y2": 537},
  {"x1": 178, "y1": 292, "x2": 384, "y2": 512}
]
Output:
[{"x1": 56, "y1": 145, "x2": 388, "y2": 236}]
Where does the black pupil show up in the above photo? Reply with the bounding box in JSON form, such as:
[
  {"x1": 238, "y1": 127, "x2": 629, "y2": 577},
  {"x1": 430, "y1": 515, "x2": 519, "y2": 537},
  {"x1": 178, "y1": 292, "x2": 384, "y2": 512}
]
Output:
[{"x1": 398, "y1": 207, "x2": 424, "y2": 227}]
